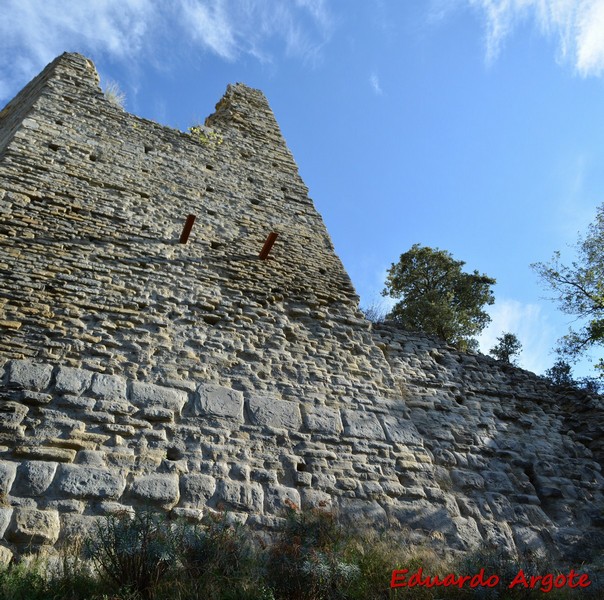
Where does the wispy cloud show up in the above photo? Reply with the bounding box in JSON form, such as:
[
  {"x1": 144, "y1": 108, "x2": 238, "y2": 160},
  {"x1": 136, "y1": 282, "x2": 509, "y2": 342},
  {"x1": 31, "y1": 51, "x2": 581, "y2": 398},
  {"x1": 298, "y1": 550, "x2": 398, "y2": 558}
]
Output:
[
  {"x1": 369, "y1": 72, "x2": 383, "y2": 95},
  {"x1": 0, "y1": 0, "x2": 333, "y2": 103},
  {"x1": 478, "y1": 298, "x2": 556, "y2": 374},
  {"x1": 441, "y1": 0, "x2": 604, "y2": 77}
]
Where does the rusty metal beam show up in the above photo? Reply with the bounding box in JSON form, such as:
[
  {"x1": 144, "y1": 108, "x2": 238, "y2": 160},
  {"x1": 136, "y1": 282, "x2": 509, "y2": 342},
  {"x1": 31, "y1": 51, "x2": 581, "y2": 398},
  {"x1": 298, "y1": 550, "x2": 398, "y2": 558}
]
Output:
[
  {"x1": 179, "y1": 214, "x2": 196, "y2": 244},
  {"x1": 259, "y1": 232, "x2": 279, "y2": 260}
]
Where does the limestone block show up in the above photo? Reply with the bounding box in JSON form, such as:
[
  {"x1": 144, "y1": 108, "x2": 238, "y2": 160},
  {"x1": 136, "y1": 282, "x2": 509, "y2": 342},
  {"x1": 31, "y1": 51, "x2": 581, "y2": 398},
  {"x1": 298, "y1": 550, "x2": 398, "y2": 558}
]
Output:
[
  {"x1": 295, "y1": 471, "x2": 312, "y2": 487},
  {"x1": 0, "y1": 461, "x2": 17, "y2": 495},
  {"x1": 0, "y1": 401, "x2": 28, "y2": 427},
  {"x1": 130, "y1": 474, "x2": 180, "y2": 507},
  {"x1": 481, "y1": 521, "x2": 516, "y2": 556},
  {"x1": 13, "y1": 461, "x2": 58, "y2": 496},
  {"x1": 216, "y1": 480, "x2": 263, "y2": 512},
  {"x1": 299, "y1": 488, "x2": 332, "y2": 509},
  {"x1": 130, "y1": 382, "x2": 187, "y2": 413},
  {"x1": 485, "y1": 492, "x2": 515, "y2": 521},
  {"x1": 90, "y1": 373, "x2": 127, "y2": 400},
  {"x1": 44, "y1": 499, "x2": 85, "y2": 513},
  {"x1": 14, "y1": 446, "x2": 77, "y2": 463},
  {"x1": 7, "y1": 508, "x2": 60, "y2": 545},
  {"x1": 74, "y1": 450, "x2": 106, "y2": 467},
  {"x1": 247, "y1": 396, "x2": 301, "y2": 429},
  {"x1": 0, "y1": 508, "x2": 13, "y2": 537},
  {"x1": 450, "y1": 469, "x2": 485, "y2": 491},
  {"x1": 171, "y1": 507, "x2": 204, "y2": 522},
  {"x1": 513, "y1": 525, "x2": 549, "y2": 558},
  {"x1": 7, "y1": 360, "x2": 53, "y2": 391},
  {"x1": 193, "y1": 384, "x2": 244, "y2": 421},
  {"x1": 0, "y1": 546, "x2": 12, "y2": 566},
  {"x1": 341, "y1": 409, "x2": 385, "y2": 440},
  {"x1": 337, "y1": 498, "x2": 388, "y2": 527},
  {"x1": 448, "y1": 516, "x2": 483, "y2": 551},
  {"x1": 381, "y1": 416, "x2": 423, "y2": 445},
  {"x1": 16, "y1": 390, "x2": 52, "y2": 405},
  {"x1": 95, "y1": 399, "x2": 135, "y2": 415},
  {"x1": 264, "y1": 484, "x2": 301, "y2": 514},
  {"x1": 481, "y1": 470, "x2": 514, "y2": 493},
  {"x1": 302, "y1": 406, "x2": 342, "y2": 434},
  {"x1": 60, "y1": 514, "x2": 104, "y2": 543},
  {"x1": 180, "y1": 474, "x2": 216, "y2": 507},
  {"x1": 55, "y1": 366, "x2": 93, "y2": 395},
  {"x1": 138, "y1": 407, "x2": 174, "y2": 422},
  {"x1": 56, "y1": 464, "x2": 126, "y2": 499}
]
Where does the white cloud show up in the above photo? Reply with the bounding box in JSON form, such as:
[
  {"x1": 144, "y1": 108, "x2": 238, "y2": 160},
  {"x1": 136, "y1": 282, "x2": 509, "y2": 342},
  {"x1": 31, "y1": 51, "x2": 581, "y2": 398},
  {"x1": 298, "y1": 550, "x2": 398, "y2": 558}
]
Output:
[
  {"x1": 0, "y1": 0, "x2": 333, "y2": 104},
  {"x1": 445, "y1": 0, "x2": 604, "y2": 76},
  {"x1": 369, "y1": 72, "x2": 383, "y2": 95},
  {"x1": 478, "y1": 298, "x2": 555, "y2": 374}
]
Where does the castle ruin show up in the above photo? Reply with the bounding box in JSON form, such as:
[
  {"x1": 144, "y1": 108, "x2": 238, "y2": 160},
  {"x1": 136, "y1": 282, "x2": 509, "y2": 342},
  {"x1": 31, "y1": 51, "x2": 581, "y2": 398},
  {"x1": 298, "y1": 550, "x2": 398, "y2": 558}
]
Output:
[{"x1": 0, "y1": 53, "x2": 602, "y2": 565}]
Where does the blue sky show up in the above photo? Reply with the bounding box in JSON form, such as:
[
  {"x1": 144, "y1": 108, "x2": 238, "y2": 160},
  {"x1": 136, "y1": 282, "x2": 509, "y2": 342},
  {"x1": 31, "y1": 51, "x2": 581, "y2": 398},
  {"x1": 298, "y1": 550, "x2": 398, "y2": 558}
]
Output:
[{"x1": 2, "y1": 0, "x2": 603, "y2": 378}]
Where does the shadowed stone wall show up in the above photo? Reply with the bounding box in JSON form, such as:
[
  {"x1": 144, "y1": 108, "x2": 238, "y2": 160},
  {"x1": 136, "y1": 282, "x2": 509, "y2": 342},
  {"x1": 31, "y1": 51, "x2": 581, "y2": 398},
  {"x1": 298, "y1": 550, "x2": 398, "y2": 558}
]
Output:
[{"x1": 0, "y1": 53, "x2": 602, "y2": 564}]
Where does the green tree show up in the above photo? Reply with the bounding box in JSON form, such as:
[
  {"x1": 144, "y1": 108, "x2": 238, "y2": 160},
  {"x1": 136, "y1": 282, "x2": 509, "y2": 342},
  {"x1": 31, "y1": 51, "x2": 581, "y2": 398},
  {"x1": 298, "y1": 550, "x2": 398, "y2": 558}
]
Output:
[
  {"x1": 490, "y1": 332, "x2": 522, "y2": 364},
  {"x1": 532, "y1": 203, "x2": 604, "y2": 377},
  {"x1": 544, "y1": 359, "x2": 574, "y2": 387},
  {"x1": 383, "y1": 244, "x2": 496, "y2": 351}
]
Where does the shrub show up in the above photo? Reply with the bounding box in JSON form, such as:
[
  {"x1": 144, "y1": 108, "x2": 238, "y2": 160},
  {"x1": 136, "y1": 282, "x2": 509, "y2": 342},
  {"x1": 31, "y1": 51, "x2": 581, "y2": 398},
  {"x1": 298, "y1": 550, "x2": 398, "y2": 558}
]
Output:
[
  {"x1": 85, "y1": 511, "x2": 179, "y2": 599},
  {"x1": 0, "y1": 560, "x2": 48, "y2": 600},
  {"x1": 179, "y1": 512, "x2": 263, "y2": 598},
  {"x1": 266, "y1": 507, "x2": 361, "y2": 600},
  {"x1": 104, "y1": 81, "x2": 126, "y2": 109}
]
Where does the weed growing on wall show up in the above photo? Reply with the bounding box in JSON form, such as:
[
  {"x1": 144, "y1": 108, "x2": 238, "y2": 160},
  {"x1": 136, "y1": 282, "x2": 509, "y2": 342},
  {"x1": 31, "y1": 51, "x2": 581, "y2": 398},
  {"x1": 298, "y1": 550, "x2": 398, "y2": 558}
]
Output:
[{"x1": 187, "y1": 124, "x2": 223, "y2": 146}]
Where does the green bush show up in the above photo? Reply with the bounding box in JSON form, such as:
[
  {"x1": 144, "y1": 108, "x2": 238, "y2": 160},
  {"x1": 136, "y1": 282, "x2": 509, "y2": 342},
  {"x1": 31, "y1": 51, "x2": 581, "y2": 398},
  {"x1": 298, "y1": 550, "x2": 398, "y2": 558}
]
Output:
[
  {"x1": 85, "y1": 511, "x2": 179, "y2": 599},
  {"x1": 266, "y1": 507, "x2": 361, "y2": 600}
]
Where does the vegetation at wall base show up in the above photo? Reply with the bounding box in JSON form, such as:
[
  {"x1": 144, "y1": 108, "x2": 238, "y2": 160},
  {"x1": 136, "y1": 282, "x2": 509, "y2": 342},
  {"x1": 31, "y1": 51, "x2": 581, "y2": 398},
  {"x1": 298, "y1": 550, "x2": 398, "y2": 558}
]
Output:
[{"x1": 0, "y1": 508, "x2": 600, "y2": 600}]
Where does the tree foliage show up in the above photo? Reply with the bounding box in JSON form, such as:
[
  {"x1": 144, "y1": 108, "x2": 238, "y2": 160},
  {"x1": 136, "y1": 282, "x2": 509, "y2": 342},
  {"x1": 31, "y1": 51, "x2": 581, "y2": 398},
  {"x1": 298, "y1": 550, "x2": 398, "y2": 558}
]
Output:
[
  {"x1": 383, "y1": 244, "x2": 496, "y2": 350},
  {"x1": 532, "y1": 203, "x2": 604, "y2": 377},
  {"x1": 489, "y1": 332, "x2": 522, "y2": 365}
]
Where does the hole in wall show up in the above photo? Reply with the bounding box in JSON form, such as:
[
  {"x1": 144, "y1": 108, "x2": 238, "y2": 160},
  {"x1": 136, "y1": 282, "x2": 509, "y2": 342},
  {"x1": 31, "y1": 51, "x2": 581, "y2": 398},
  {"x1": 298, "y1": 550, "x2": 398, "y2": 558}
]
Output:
[
  {"x1": 207, "y1": 208, "x2": 216, "y2": 216},
  {"x1": 48, "y1": 143, "x2": 60, "y2": 152},
  {"x1": 296, "y1": 463, "x2": 306, "y2": 472},
  {"x1": 206, "y1": 164, "x2": 214, "y2": 170},
  {"x1": 206, "y1": 187, "x2": 214, "y2": 193},
  {"x1": 55, "y1": 119, "x2": 63, "y2": 126},
  {"x1": 210, "y1": 241, "x2": 222, "y2": 250},
  {"x1": 144, "y1": 145, "x2": 154, "y2": 154},
  {"x1": 89, "y1": 154, "x2": 97, "y2": 162},
  {"x1": 250, "y1": 198, "x2": 260, "y2": 205},
  {"x1": 167, "y1": 446, "x2": 184, "y2": 461},
  {"x1": 318, "y1": 268, "x2": 326, "y2": 275}
]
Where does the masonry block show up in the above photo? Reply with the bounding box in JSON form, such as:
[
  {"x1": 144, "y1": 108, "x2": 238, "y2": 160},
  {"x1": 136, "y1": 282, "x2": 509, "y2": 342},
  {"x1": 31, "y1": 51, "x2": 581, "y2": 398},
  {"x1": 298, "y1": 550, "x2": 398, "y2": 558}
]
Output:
[
  {"x1": 341, "y1": 409, "x2": 385, "y2": 440},
  {"x1": 56, "y1": 464, "x2": 126, "y2": 499},
  {"x1": 302, "y1": 405, "x2": 342, "y2": 434},
  {"x1": 130, "y1": 382, "x2": 187, "y2": 413},
  {"x1": 381, "y1": 416, "x2": 423, "y2": 445},
  {"x1": 90, "y1": 373, "x2": 127, "y2": 401},
  {"x1": 0, "y1": 461, "x2": 17, "y2": 495},
  {"x1": 7, "y1": 360, "x2": 53, "y2": 391},
  {"x1": 180, "y1": 474, "x2": 217, "y2": 507},
  {"x1": 130, "y1": 474, "x2": 180, "y2": 508},
  {"x1": 193, "y1": 384, "x2": 244, "y2": 421},
  {"x1": 216, "y1": 480, "x2": 263, "y2": 512},
  {"x1": 247, "y1": 396, "x2": 301, "y2": 429},
  {"x1": 264, "y1": 484, "x2": 301, "y2": 514},
  {"x1": 7, "y1": 508, "x2": 60, "y2": 545},
  {"x1": 55, "y1": 366, "x2": 93, "y2": 395},
  {"x1": 13, "y1": 461, "x2": 58, "y2": 496}
]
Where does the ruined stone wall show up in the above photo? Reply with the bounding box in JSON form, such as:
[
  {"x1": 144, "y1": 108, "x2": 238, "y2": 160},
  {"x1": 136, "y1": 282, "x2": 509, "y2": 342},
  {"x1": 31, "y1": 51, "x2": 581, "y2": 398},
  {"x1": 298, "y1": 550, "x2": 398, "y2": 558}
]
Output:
[{"x1": 0, "y1": 53, "x2": 602, "y2": 564}]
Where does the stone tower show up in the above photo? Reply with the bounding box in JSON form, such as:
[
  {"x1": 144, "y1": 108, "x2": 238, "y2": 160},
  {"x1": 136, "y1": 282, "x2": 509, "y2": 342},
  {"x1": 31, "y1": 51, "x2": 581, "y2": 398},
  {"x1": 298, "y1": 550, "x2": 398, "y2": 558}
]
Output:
[{"x1": 0, "y1": 53, "x2": 602, "y2": 564}]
